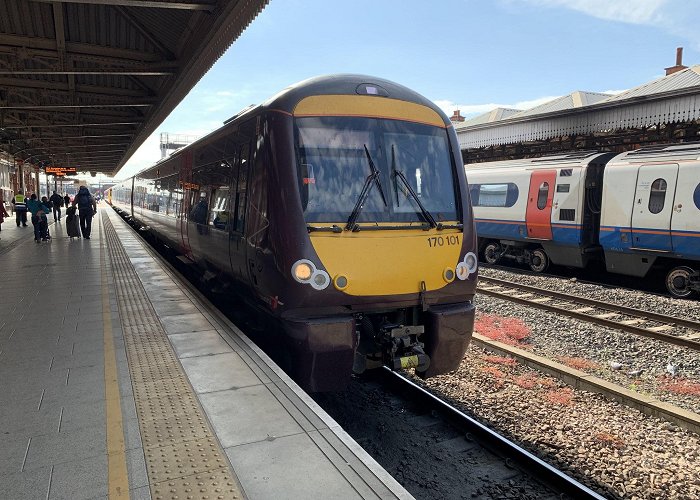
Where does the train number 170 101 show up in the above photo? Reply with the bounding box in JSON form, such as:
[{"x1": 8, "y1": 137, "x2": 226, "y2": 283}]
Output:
[{"x1": 427, "y1": 235, "x2": 460, "y2": 248}]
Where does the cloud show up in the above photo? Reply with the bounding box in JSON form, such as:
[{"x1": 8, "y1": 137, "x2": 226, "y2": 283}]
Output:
[
  {"x1": 433, "y1": 95, "x2": 561, "y2": 119},
  {"x1": 520, "y1": 0, "x2": 667, "y2": 24},
  {"x1": 518, "y1": 0, "x2": 700, "y2": 51}
]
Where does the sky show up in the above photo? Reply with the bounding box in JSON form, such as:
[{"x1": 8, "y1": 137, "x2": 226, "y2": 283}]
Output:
[{"x1": 114, "y1": 0, "x2": 700, "y2": 179}]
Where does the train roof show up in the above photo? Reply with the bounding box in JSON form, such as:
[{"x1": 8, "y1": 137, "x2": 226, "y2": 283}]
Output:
[
  {"x1": 464, "y1": 150, "x2": 608, "y2": 170},
  {"x1": 261, "y1": 74, "x2": 448, "y2": 120},
  {"x1": 135, "y1": 74, "x2": 451, "y2": 179},
  {"x1": 608, "y1": 142, "x2": 700, "y2": 164}
]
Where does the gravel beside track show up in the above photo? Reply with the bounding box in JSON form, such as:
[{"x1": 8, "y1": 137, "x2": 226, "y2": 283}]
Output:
[
  {"x1": 412, "y1": 266, "x2": 700, "y2": 499},
  {"x1": 417, "y1": 350, "x2": 700, "y2": 500},
  {"x1": 478, "y1": 267, "x2": 700, "y2": 414}
]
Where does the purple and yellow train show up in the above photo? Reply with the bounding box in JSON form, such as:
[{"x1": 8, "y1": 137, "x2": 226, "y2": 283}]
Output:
[{"x1": 109, "y1": 75, "x2": 478, "y2": 391}]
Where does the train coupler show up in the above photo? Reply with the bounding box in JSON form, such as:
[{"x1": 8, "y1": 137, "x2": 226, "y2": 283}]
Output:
[
  {"x1": 382, "y1": 324, "x2": 430, "y2": 373},
  {"x1": 392, "y1": 349, "x2": 430, "y2": 372}
]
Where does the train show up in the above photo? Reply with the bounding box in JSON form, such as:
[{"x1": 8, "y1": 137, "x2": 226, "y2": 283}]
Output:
[
  {"x1": 108, "y1": 74, "x2": 478, "y2": 391},
  {"x1": 465, "y1": 143, "x2": 700, "y2": 298}
]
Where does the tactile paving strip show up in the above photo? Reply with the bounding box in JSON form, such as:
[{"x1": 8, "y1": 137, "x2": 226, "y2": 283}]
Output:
[{"x1": 102, "y1": 216, "x2": 244, "y2": 499}]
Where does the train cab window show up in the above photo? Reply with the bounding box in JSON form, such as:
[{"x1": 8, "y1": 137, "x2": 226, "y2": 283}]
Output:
[
  {"x1": 537, "y1": 182, "x2": 549, "y2": 210},
  {"x1": 295, "y1": 116, "x2": 458, "y2": 224},
  {"x1": 694, "y1": 183, "x2": 700, "y2": 210},
  {"x1": 648, "y1": 178, "x2": 667, "y2": 214}
]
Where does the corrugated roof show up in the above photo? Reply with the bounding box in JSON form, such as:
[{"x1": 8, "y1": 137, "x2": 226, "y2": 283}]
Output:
[
  {"x1": 509, "y1": 91, "x2": 612, "y2": 119},
  {"x1": 603, "y1": 65, "x2": 700, "y2": 102},
  {"x1": 456, "y1": 65, "x2": 700, "y2": 149},
  {"x1": 455, "y1": 107, "x2": 521, "y2": 129}
]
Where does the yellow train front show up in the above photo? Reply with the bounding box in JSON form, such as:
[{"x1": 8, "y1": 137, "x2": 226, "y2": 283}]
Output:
[
  {"x1": 110, "y1": 74, "x2": 477, "y2": 392},
  {"x1": 265, "y1": 75, "x2": 477, "y2": 391}
]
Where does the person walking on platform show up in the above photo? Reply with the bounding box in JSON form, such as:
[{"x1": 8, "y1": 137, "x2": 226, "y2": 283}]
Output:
[
  {"x1": 50, "y1": 190, "x2": 63, "y2": 221},
  {"x1": 0, "y1": 194, "x2": 9, "y2": 237},
  {"x1": 41, "y1": 196, "x2": 53, "y2": 240},
  {"x1": 26, "y1": 194, "x2": 50, "y2": 242},
  {"x1": 72, "y1": 185, "x2": 97, "y2": 239},
  {"x1": 12, "y1": 190, "x2": 28, "y2": 227},
  {"x1": 63, "y1": 193, "x2": 70, "y2": 209}
]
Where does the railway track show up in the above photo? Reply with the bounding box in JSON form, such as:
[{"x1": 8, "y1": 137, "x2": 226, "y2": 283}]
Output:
[
  {"x1": 376, "y1": 368, "x2": 605, "y2": 499},
  {"x1": 478, "y1": 276, "x2": 700, "y2": 350}
]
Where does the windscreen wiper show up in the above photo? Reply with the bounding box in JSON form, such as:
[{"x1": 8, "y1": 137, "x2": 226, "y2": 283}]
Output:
[
  {"x1": 391, "y1": 145, "x2": 438, "y2": 228},
  {"x1": 345, "y1": 145, "x2": 388, "y2": 230}
]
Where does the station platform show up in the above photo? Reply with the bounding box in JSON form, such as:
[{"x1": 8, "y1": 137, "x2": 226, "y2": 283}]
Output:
[{"x1": 0, "y1": 207, "x2": 411, "y2": 500}]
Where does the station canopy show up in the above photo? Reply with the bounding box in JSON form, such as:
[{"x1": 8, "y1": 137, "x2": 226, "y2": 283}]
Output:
[{"x1": 0, "y1": 0, "x2": 269, "y2": 177}]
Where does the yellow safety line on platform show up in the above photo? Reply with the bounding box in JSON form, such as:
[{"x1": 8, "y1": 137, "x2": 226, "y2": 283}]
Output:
[{"x1": 101, "y1": 220, "x2": 131, "y2": 499}]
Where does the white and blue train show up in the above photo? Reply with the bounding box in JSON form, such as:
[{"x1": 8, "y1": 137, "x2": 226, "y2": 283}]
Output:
[{"x1": 465, "y1": 142, "x2": 700, "y2": 298}]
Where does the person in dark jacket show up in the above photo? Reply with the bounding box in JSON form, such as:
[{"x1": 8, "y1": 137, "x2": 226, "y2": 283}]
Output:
[
  {"x1": 26, "y1": 194, "x2": 51, "y2": 242},
  {"x1": 49, "y1": 190, "x2": 63, "y2": 221},
  {"x1": 63, "y1": 193, "x2": 70, "y2": 209},
  {"x1": 72, "y1": 186, "x2": 97, "y2": 239}
]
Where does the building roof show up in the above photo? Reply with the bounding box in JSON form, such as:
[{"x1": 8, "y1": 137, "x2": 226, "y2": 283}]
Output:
[
  {"x1": 508, "y1": 90, "x2": 612, "y2": 119},
  {"x1": 455, "y1": 107, "x2": 521, "y2": 129},
  {"x1": 0, "y1": 0, "x2": 269, "y2": 176},
  {"x1": 456, "y1": 64, "x2": 700, "y2": 149}
]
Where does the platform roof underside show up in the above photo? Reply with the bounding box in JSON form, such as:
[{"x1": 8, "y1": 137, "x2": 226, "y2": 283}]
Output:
[
  {"x1": 0, "y1": 0, "x2": 268, "y2": 176},
  {"x1": 457, "y1": 65, "x2": 700, "y2": 155}
]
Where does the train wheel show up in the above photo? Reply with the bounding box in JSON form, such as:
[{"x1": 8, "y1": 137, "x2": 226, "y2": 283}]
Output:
[
  {"x1": 529, "y1": 248, "x2": 549, "y2": 273},
  {"x1": 665, "y1": 266, "x2": 694, "y2": 298},
  {"x1": 483, "y1": 243, "x2": 501, "y2": 264}
]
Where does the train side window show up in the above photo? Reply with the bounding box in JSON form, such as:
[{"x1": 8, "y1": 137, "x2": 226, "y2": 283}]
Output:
[
  {"x1": 648, "y1": 178, "x2": 667, "y2": 214},
  {"x1": 694, "y1": 183, "x2": 700, "y2": 210},
  {"x1": 556, "y1": 184, "x2": 570, "y2": 193},
  {"x1": 471, "y1": 183, "x2": 518, "y2": 207},
  {"x1": 537, "y1": 182, "x2": 549, "y2": 210}
]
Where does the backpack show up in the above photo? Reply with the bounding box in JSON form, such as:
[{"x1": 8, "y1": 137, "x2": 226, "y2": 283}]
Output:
[{"x1": 77, "y1": 192, "x2": 91, "y2": 209}]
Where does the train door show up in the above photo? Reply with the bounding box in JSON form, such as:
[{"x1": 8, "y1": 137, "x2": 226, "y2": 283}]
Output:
[
  {"x1": 229, "y1": 137, "x2": 252, "y2": 282},
  {"x1": 630, "y1": 163, "x2": 679, "y2": 251},
  {"x1": 178, "y1": 150, "x2": 195, "y2": 261},
  {"x1": 670, "y1": 162, "x2": 700, "y2": 254},
  {"x1": 526, "y1": 170, "x2": 556, "y2": 239},
  {"x1": 552, "y1": 168, "x2": 582, "y2": 240}
]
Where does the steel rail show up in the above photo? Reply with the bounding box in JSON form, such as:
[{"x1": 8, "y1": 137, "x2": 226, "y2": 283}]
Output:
[
  {"x1": 379, "y1": 367, "x2": 605, "y2": 500},
  {"x1": 478, "y1": 276, "x2": 700, "y2": 350}
]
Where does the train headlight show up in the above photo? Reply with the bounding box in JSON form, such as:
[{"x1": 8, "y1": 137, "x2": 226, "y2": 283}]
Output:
[
  {"x1": 443, "y1": 268, "x2": 455, "y2": 283},
  {"x1": 455, "y1": 262, "x2": 469, "y2": 280},
  {"x1": 334, "y1": 275, "x2": 349, "y2": 291},
  {"x1": 456, "y1": 252, "x2": 478, "y2": 280},
  {"x1": 465, "y1": 252, "x2": 478, "y2": 274},
  {"x1": 310, "y1": 270, "x2": 331, "y2": 290},
  {"x1": 292, "y1": 259, "x2": 314, "y2": 283}
]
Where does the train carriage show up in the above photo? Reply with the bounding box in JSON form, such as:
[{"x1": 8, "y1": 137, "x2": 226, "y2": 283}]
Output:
[
  {"x1": 600, "y1": 144, "x2": 700, "y2": 297},
  {"x1": 110, "y1": 74, "x2": 478, "y2": 391},
  {"x1": 466, "y1": 151, "x2": 614, "y2": 271},
  {"x1": 466, "y1": 143, "x2": 700, "y2": 298}
]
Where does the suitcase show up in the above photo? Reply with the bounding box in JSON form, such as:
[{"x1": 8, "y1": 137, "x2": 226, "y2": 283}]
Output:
[{"x1": 66, "y1": 208, "x2": 81, "y2": 238}]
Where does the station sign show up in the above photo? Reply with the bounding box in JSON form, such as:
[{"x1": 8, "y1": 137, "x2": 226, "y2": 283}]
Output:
[
  {"x1": 179, "y1": 181, "x2": 200, "y2": 190},
  {"x1": 45, "y1": 166, "x2": 77, "y2": 175}
]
